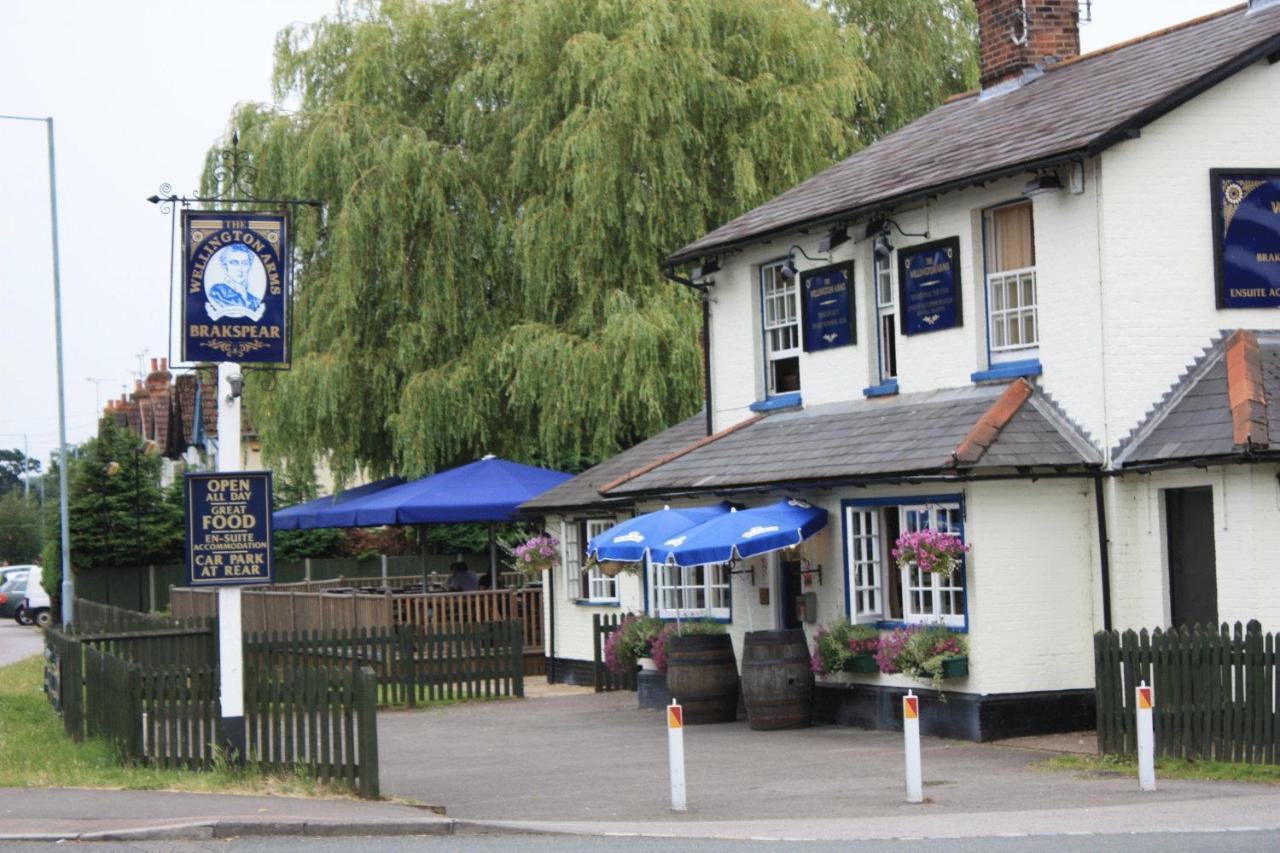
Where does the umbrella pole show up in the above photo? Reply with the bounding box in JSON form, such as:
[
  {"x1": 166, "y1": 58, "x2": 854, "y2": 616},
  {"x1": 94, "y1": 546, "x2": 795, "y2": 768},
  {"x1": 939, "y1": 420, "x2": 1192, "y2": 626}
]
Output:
[{"x1": 489, "y1": 523, "x2": 497, "y2": 589}]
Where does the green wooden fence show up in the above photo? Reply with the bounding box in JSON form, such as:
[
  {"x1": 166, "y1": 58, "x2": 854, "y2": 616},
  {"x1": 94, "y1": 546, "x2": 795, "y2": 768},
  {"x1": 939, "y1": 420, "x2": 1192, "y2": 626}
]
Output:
[
  {"x1": 245, "y1": 620, "x2": 526, "y2": 706},
  {"x1": 1095, "y1": 621, "x2": 1278, "y2": 764},
  {"x1": 592, "y1": 613, "x2": 637, "y2": 693},
  {"x1": 45, "y1": 625, "x2": 380, "y2": 797}
]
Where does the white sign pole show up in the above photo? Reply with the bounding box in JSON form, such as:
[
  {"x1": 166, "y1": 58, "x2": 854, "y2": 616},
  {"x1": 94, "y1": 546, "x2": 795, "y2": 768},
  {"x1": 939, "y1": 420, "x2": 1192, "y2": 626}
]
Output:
[
  {"x1": 903, "y1": 690, "x2": 923, "y2": 804},
  {"x1": 667, "y1": 701, "x2": 687, "y2": 812},
  {"x1": 1136, "y1": 681, "x2": 1156, "y2": 792},
  {"x1": 216, "y1": 361, "x2": 246, "y2": 762}
]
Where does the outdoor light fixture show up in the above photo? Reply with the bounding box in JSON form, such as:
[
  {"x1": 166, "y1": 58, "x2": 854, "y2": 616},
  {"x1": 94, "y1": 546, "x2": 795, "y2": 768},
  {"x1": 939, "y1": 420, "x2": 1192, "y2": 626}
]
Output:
[
  {"x1": 779, "y1": 245, "x2": 829, "y2": 280},
  {"x1": 692, "y1": 257, "x2": 721, "y2": 279},
  {"x1": 1023, "y1": 173, "x2": 1063, "y2": 197},
  {"x1": 818, "y1": 226, "x2": 849, "y2": 254},
  {"x1": 226, "y1": 373, "x2": 245, "y2": 402}
]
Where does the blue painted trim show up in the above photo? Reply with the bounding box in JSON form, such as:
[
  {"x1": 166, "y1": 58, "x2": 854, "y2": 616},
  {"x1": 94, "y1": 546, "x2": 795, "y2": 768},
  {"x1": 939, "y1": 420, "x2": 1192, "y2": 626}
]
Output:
[
  {"x1": 970, "y1": 358, "x2": 1042, "y2": 383},
  {"x1": 862, "y1": 380, "x2": 899, "y2": 398},
  {"x1": 657, "y1": 616, "x2": 733, "y2": 625},
  {"x1": 840, "y1": 493, "x2": 969, "y2": 633},
  {"x1": 875, "y1": 619, "x2": 969, "y2": 635},
  {"x1": 572, "y1": 599, "x2": 621, "y2": 608},
  {"x1": 749, "y1": 392, "x2": 802, "y2": 412}
]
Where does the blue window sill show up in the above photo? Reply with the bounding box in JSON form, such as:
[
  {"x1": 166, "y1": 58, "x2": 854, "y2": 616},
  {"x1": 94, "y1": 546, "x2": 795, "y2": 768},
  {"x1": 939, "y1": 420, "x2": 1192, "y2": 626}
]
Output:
[
  {"x1": 656, "y1": 615, "x2": 733, "y2": 624},
  {"x1": 572, "y1": 599, "x2": 621, "y2": 608},
  {"x1": 874, "y1": 619, "x2": 968, "y2": 634},
  {"x1": 749, "y1": 392, "x2": 802, "y2": 412},
  {"x1": 970, "y1": 358, "x2": 1042, "y2": 383},
  {"x1": 863, "y1": 379, "x2": 899, "y2": 398}
]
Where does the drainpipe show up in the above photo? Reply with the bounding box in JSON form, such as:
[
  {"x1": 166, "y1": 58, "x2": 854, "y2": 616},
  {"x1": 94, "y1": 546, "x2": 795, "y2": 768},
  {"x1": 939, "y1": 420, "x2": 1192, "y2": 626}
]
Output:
[
  {"x1": 663, "y1": 265, "x2": 713, "y2": 437},
  {"x1": 1093, "y1": 473, "x2": 1113, "y2": 631},
  {"x1": 547, "y1": 551, "x2": 556, "y2": 684}
]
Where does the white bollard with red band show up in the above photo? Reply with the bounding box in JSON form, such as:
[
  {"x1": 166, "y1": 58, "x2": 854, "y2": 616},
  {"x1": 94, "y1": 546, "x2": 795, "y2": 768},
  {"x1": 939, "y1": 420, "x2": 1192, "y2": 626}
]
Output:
[
  {"x1": 667, "y1": 700, "x2": 687, "y2": 812},
  {"x1": 1136, "y1": 681, "x2": 1156, "y2": 791},
  {"x1": 903, "y1": 690, "x2": 923, "y2": 804}
]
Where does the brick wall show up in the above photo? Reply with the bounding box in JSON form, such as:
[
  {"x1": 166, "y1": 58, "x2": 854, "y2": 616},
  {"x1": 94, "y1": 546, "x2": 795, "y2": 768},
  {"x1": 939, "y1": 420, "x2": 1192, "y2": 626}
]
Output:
[{"x1": 976, "y1": 0, "x2": 1080, "y2": 89}]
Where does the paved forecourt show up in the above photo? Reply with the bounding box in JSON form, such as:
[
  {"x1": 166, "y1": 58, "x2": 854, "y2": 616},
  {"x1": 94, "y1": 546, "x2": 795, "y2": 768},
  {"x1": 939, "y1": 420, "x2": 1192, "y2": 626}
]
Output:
[{"x1": 378, "y1": 687, "x2": 1280, "y2": 838}]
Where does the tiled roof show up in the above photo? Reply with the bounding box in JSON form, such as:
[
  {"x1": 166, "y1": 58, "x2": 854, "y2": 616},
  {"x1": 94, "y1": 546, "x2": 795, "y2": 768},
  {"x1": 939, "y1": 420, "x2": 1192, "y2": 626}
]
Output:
[
  {"x1": 519, "y1": 414, "x2": 709, "y2": 512},
  {"x1": 600, "y1": 381, "x2": 1100, "y2": 498},
  {"x1": 668, "y1": 3, "x2": 1280, "y2": 265},
  {"x1": 1114, "y1": 329, "x2": 1280, "y2": 466}
]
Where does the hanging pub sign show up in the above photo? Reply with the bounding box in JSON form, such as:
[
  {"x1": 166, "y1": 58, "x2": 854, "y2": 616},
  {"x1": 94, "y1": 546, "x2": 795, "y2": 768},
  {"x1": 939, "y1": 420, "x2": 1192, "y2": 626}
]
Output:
[
  {"x1": 1211, "y1": 170, "x2": 1280, "y2": 309},
  {"x1": 898, "y1": 237, "x2": 962, "y2": 335},
  {"x1": 181, "y1": 211, "x2": 288, "y2": 364},
  {"x1": 184, "y1": 471, "x2": 274, "y2": 586},
  {"x1": 801, "y1": 261, "x2": 856, "y2": 351}
]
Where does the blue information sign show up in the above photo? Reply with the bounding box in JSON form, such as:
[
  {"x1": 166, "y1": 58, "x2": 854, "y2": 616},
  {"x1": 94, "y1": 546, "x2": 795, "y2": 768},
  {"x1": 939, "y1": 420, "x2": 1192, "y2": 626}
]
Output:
[
  {"x1": 801, "y1": 262, "x2": 855, "y2": 351},
  {"x1": 898, "y1": 237, "x2": 962, "y2": 336},
  {"x1": 1212, "y1": 170, "x2": 1280, "y2": 309},
  {"x1": 185, "y1": 471, "x2": 274, "y2": 586},
  {"x1": 182, "y1": 211, "x2": 289, "y2": 364}
]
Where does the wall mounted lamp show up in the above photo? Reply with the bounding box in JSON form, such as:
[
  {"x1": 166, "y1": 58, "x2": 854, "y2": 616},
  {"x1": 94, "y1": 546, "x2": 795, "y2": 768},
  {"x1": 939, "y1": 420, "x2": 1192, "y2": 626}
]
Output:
[
  {"x1": 226, "y1": 373, "x2": 245, "y2": 402},
  {"x1": 779, "y1": 245, "x2": 830, "y2": 280},
  {"x1": 818, "y1": 226, "x2": 849, "y2": 254},
  {"x1": 691, "y1": 257, "x2": 721, "y2": 279},
  {"x1": 1023, "y1": 173, "x2": 1063, "y2": 197}
]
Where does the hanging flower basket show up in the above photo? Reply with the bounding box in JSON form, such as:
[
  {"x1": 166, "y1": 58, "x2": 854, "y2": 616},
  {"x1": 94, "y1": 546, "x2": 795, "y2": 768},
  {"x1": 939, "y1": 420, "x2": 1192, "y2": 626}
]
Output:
[
  {"x1": 592, "y1": 560, "x2": 635, "y2": 578},
  {"x1": 891, "y1": 529, "x2": 970, "y2": 578},
  {"x1": 512, "y1": 534, "x2": 560, "y2": 576}
]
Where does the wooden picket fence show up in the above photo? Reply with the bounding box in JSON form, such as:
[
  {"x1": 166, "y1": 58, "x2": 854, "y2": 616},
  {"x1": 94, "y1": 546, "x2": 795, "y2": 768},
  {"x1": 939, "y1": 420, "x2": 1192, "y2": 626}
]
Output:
[
  {"x1": 1095, "y1": 621, "x2": 1279, "y2": 764},
  {"x1": 245, "y1": 620, "x2": 526, "y2": 706},
  {"x1": 592, "y1": 613, "x2": 637, "y2": 693}
]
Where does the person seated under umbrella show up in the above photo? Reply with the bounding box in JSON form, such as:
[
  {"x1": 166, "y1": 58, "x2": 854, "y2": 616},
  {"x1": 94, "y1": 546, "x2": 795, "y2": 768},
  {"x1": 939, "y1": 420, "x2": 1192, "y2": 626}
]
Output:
[{"x1": 447, "y1": 560, "x2": 479, "y2": 592}]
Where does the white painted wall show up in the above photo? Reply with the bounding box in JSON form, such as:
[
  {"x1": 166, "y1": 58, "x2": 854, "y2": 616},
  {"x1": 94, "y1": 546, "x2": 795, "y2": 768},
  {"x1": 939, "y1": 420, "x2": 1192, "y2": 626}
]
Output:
[
  {"x1": 1098, "y1": 58, "x2": 1280, "y2": 452},
  {"x1": 1107, "y1": 463, "x2": 1280, "y2": 632}
]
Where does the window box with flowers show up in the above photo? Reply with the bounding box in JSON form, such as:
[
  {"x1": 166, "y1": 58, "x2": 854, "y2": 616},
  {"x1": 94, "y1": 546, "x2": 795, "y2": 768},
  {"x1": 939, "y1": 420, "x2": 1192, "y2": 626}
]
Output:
[
  {"x1": 810, "y1": 619, "x2": 881, "y2": 676},
  {"x1": 876, "y1": 624, "x2": 969, "y2": 693}
]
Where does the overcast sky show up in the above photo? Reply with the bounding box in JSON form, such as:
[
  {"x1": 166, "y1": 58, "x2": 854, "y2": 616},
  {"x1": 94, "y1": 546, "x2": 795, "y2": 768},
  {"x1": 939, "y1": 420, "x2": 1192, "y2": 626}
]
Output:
[{"x1": 0, "y1": 0, "x2": 1241, "y2": 470}]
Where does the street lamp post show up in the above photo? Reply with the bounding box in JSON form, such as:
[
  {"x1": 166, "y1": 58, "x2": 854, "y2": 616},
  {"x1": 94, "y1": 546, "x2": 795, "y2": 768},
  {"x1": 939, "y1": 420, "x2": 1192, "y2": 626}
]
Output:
[{"x1": 1, "y1": 113, "x2": 73, "y2": 626}]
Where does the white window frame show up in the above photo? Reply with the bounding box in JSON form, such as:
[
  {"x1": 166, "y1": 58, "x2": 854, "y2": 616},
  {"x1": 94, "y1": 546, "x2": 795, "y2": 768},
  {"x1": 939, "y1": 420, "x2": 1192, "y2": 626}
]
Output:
[
  {"x1": 761, "y1": 260, "x2": 801, "y2": 396},
  {"x1": 843, "y1": 500, "x2": 967, "y2": 629},
  {"x1": 874, "y1": 252, "x2": 898, "y2": 382},
  {"x1": 984, "y1": 201, "x2": 1038, "y2": 362},
  {"x1": 560, "y1": 520, "x2": 581, "y2": 595},
  {"x1": 846, "y1": 507, "x2": 882, "y2": 621},
  {"x1": 649, "y1": 560, "x2": 731, "y2": 620},
  {"x1": 582, "y1": 518, "x2": 619, "y2": 603},
  {"x1": 898, "y1": 503, "x2": 965, "y2": 628}
]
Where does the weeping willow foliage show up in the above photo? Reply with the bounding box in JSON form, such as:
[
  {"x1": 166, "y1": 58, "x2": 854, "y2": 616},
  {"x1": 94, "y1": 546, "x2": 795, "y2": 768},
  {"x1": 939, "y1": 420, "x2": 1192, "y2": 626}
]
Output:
[{"x1": 216, "y1": 0, "x2": 976, "y2": 482}]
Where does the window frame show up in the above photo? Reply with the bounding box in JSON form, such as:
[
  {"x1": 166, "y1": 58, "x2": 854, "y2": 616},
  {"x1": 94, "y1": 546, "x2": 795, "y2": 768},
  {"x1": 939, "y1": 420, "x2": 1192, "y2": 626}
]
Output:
[
  {"x1": 581, "y1": 518, "x2": 620, "y2": 603},
  {"x1": 760, "y1": 258, "x2": 802, "y2": 396},
  {"x1": 560, "y1": 517, "x2": 620, "y2": 604},
  {"x1": 873, "y1": 251, "x2": 898, "y2": 382},
  {"x1": 648, "y1": 559, "x2": 732, "y2": 621},
  {"x1": 842, "y1": 494, "x2": 968, "y2": 631},
  {"x1": 982, "y1": 200, "x2": 1039, "y2": 364}
]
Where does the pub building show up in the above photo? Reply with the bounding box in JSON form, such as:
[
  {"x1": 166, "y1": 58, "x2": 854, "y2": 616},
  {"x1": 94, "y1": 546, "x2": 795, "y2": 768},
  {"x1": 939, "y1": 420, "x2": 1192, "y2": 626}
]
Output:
[{"x1": 523, "y1": 0, "x2": 1280, "y2": 739}]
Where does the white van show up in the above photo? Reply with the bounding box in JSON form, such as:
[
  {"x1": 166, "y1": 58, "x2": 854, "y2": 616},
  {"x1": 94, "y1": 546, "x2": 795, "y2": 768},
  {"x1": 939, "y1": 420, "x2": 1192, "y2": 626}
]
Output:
[{"x1": 19, "y1": 570, "x2": 51, "y2": 628}]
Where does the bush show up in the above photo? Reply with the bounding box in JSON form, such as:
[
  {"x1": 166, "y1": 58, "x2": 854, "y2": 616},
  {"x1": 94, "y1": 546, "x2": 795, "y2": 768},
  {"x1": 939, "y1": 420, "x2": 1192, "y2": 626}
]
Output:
[
  {"x1": 810, "y1": 619, "x2": 880, "y2": 675},
  {"x1": 604, "y1": 615, "x2": 664, "y2": 674}
]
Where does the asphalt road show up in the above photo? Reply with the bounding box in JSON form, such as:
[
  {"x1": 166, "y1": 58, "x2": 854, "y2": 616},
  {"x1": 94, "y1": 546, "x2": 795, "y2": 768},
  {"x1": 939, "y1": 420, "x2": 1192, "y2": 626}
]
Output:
[
  {"x1": 0, "y1": 831, "x2": 1277, "y2": 852},
  {"x1": 0, "y1": 619, "x2": 43, "y2": 668}
]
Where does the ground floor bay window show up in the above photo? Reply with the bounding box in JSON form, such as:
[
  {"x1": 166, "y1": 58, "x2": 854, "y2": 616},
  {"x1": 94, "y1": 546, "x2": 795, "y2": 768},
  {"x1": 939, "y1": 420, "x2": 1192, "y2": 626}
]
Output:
[
  {"x1": 843, "y1": 497, "x2": 966, "y2": 629},
  {"x1": 649, "y1": 561, "x2": 731, "y2": 620}
]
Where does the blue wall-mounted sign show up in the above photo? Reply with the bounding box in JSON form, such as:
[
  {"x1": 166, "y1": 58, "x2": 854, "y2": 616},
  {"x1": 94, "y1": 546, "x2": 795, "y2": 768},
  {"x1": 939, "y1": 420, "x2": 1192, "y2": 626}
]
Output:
[
  {"x1": 182, "y1": 211, "x2": 289, "y2": 364},
  {"x1": 184, "y1": 471, "x2": 274, "y2": 586},
  {"x1": 898, "y1": 237, "x2": 962, "y2": 335},
  {"x1": 1212, "y1": 170, "x2": 1280, "y2": 309},
  {"x1": 801, "y1": 261, "x2": 856, "y2": 352}
]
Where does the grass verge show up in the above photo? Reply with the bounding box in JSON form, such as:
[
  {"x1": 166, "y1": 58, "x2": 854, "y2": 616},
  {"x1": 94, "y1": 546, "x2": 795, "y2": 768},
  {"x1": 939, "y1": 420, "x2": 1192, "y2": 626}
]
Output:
[
  {"x1": 0, "y1": 654, "x2": 356, "y2": 797},
  {"x1": 1037, "y1": 752, "x2": 1280, "y2": 784}
]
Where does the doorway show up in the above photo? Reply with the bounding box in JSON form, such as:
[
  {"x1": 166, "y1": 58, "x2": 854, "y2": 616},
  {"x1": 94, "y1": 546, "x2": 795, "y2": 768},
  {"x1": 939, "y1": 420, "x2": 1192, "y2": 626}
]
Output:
[
  {"x1": 1164, "y1": 486, "x2": 1218, "y2": 629},
  {"x1": 778, "y1": 555, "x2": 803, "y2": 630}
]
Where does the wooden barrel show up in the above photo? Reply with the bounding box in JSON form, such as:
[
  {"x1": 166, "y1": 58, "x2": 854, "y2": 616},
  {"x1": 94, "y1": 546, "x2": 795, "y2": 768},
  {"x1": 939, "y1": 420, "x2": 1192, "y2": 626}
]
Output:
[
  {"x1": 664, "y1": 634, "x2": 739, "y2": 724},
  {"x1": 741, "y1": 629, "x2": 813, "y2": 730}
]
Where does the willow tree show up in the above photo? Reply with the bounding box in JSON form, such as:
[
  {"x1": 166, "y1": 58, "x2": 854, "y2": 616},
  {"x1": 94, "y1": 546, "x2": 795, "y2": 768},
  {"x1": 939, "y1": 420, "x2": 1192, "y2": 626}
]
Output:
[{"x1": 221, "y1": 0, "x2": 976, "y2": 482}]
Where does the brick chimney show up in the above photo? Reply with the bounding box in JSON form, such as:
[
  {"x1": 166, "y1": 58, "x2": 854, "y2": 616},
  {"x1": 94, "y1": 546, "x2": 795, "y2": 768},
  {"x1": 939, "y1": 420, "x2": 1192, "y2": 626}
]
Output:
[{"x1": 976, "y1": 0, "x2": 1080, "y2": 90}]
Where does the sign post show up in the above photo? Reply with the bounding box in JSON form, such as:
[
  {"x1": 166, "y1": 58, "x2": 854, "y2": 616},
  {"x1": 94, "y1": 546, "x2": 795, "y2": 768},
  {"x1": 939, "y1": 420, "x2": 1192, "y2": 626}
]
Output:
[
  {"x1": 903, "y1": 690, "x2": 923, "y2": 803},
  {"x1": 1136, "y1": 682, "x2": 1156, "y2": 792},
  {"x1": 667, "y1": 701, "x2": 687, "y2": 812}
]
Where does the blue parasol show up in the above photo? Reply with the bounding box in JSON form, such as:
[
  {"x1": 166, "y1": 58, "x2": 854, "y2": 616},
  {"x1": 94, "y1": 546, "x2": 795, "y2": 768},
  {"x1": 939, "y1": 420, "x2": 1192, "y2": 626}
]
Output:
[
  {"x1": 272, "y1": 476, "x2": 405, "y2": 530},
  {"x1": 585, "y1": 502, "x2": 734, "y2": 564},
  {"x1": 660, "y1": 498, "x2": 828, "y2": 567}
]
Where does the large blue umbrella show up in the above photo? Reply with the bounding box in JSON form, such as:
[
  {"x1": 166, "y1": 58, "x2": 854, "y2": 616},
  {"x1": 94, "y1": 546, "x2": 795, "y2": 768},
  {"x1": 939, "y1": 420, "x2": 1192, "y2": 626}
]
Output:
[
  {"x1": 661, "y1": 498, "x2": 828, "y2": 567},
  {"x1": 272, "y1": 476, "x2": 405, "y2": 530},
  {"x1": 585, "y1": 502, "x2": 734, "y2": 564},
  {"x1": 348, "y1": 456, "x2": 572, "y2": 526}
]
